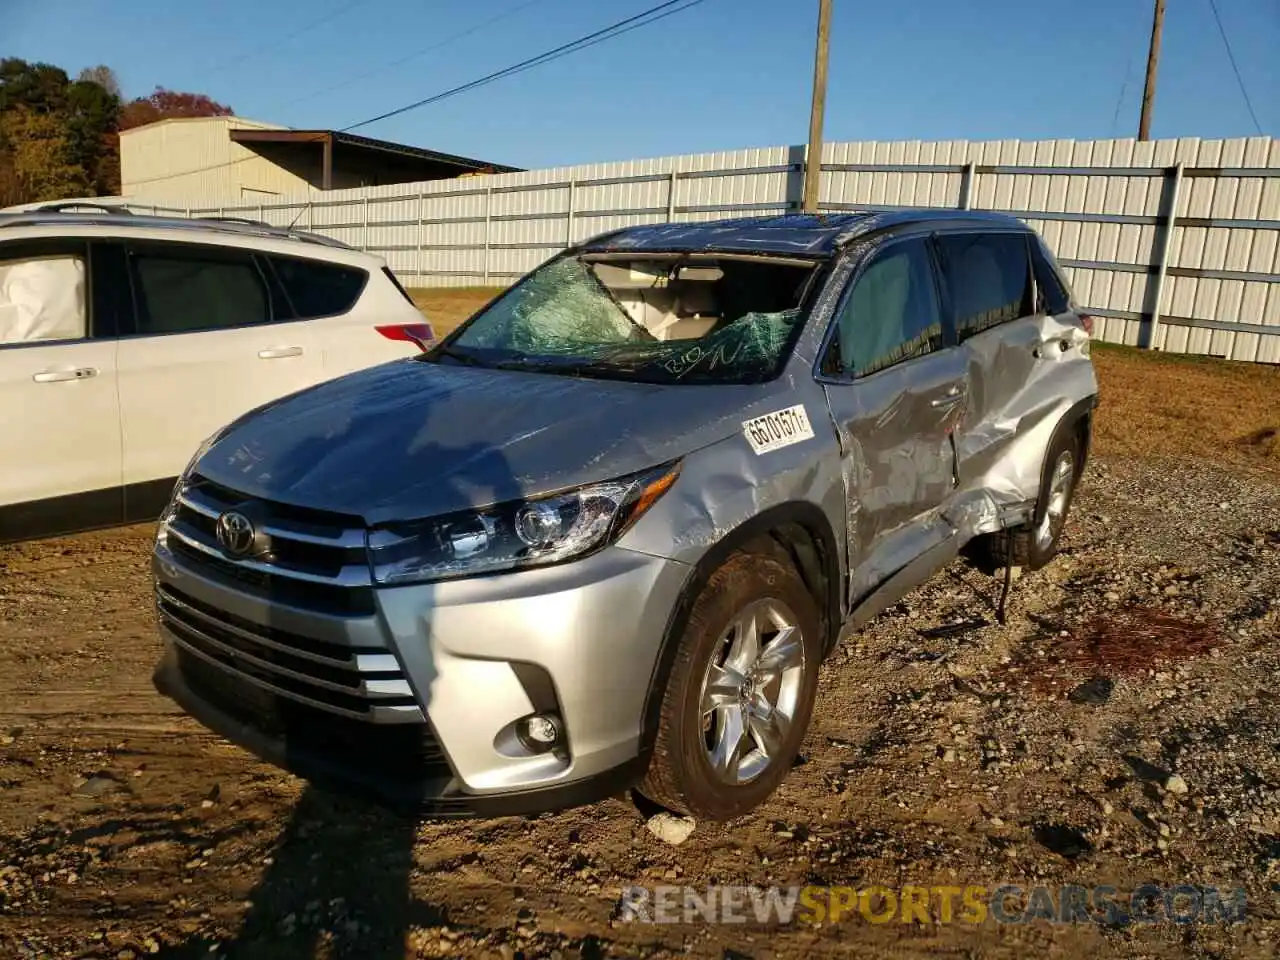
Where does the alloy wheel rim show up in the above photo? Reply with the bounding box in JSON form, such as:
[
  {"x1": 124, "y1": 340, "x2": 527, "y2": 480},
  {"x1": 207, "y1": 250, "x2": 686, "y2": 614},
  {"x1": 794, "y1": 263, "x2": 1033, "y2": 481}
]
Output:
[
  {"x1": 698, "y1": 598, "x2": 805, "y2": 785},
  {"x1": 1035, "y1": 450, "x2": 1076, "y2": 551}
]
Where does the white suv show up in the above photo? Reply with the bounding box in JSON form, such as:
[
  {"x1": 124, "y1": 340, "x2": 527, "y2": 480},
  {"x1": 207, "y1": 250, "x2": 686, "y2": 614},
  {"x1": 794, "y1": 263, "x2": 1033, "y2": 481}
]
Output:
[{"x1": 0, "y1": 204, "x2": 433, "y2": 543}]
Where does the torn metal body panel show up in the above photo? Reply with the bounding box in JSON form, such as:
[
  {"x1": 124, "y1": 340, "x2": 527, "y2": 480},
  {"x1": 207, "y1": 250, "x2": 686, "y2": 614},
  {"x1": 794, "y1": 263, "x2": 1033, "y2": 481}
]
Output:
[{"x1": 151, "y1": 210, "x2": 1098, "y2": 817}]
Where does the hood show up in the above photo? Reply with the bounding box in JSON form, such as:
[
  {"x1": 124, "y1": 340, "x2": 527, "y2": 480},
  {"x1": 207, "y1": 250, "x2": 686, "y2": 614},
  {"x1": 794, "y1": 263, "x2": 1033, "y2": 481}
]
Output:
[{"x1": 194, "y1": 359, "x2": 766, "y2": 524}]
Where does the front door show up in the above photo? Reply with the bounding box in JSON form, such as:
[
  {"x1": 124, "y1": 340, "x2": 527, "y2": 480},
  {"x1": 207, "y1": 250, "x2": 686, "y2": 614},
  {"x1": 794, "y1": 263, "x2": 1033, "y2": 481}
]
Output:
[
  {"x1": 114, "y1": 240, "x2": 321, "y2": 518},
  {"x1": 819, "y1": 236, "x2": 966, "y2": 601},
  {"x1": 0, "y1": 239, "x2": 123, "y2": 541}
]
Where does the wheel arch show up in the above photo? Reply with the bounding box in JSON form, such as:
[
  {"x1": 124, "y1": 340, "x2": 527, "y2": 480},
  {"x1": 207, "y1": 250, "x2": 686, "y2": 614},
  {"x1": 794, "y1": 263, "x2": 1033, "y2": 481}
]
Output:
[
  {"x1": 1034, "y1": 393, "x2": 1097, "y2": 525},
  {"x1": 638, "y1": 501, "x2": 842, "y2": 758}
]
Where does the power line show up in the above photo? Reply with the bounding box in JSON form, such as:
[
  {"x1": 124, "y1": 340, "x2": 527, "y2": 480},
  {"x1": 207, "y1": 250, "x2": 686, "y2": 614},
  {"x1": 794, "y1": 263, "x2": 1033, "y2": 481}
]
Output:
[
  {"x1": 341, "y1": 0, "x2": 711, "y2": 132},
  {"x1": 201, "y1": 0, "x2": 377, "y2": 80},
  {"x1": 1205, "y1": 0, "x2": 1264, "y2": 135},
  {"x1": 1110, "y1": 54, "x2": 1136, "y2": 137},
  {"x1": 122, "y1": 0, "x2": 712, "y2": 187},
  {"x1": 273, "y1": 0, "x2": 548, "y2": 111}
]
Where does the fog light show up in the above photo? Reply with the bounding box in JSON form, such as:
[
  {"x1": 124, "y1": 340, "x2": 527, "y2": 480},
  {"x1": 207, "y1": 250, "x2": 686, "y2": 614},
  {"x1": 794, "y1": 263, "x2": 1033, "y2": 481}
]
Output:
[{"x1": 518, "y1": 713, "x2": 562, "y2": 753}]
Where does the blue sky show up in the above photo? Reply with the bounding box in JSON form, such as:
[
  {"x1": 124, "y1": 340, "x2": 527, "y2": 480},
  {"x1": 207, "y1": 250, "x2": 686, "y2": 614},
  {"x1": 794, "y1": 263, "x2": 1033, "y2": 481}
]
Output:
[{"x1": 7, "y1": 0, "x2": 1278, "y2": 169}]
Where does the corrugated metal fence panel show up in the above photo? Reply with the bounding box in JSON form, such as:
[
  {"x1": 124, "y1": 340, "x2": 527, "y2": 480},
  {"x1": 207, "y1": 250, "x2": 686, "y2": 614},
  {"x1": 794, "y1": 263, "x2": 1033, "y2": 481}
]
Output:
[{"x1": 165, "y1": 136, "x2": 1280, "y2": 362}]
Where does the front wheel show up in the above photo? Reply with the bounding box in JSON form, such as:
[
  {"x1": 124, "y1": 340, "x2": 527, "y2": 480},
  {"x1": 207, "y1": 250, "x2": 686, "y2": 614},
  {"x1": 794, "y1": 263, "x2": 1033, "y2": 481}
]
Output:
[{"x1": 639, "y1": 551, "x2": 822, "y2": 821}]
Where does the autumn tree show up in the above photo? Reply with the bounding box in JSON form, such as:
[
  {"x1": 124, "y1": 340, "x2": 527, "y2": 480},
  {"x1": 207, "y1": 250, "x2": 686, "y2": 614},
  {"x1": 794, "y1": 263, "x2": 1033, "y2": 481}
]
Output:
[
  {"x1": 0, "y1": 107, "x2": 87, "y2": 202},
  {"x1": 119, "y1": 87, "x2": 233, "y2": 131},
  {"x1": 0, "y1": 62, "x2": 231, "y2": 206}
]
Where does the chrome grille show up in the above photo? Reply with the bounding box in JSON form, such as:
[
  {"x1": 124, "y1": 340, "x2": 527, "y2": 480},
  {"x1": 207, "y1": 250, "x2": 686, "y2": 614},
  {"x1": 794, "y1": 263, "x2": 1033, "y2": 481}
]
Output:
[
  {"x1": 157, "y1": 476, "x2": 423, "y2": 725},
  {"x1": 164, "y1": 476, "x2": 374, "y2": 615},
  {"x1": 157, "y1": 584, "x2": 422, "y2": 722}
]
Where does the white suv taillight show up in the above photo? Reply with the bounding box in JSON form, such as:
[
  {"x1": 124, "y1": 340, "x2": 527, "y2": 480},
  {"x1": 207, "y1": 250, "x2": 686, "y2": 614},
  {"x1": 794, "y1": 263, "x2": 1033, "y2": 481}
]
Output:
[{"x1": 376, "y1": 322, "x2": 436, "y2": 352}]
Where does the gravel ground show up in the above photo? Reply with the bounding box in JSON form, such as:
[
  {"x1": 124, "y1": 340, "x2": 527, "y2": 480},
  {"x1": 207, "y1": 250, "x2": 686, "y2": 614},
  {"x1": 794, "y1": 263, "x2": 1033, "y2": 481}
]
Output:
[{"x1": 0, "y1": 452, "x2": 1277, "y2": 960}]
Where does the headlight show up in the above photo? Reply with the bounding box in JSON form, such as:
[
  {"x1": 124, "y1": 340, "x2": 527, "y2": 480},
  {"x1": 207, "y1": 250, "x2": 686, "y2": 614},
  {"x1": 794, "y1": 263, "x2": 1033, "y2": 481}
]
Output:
[{"x1": 368, "y1": 461, "x2": 681, "y2": 585}]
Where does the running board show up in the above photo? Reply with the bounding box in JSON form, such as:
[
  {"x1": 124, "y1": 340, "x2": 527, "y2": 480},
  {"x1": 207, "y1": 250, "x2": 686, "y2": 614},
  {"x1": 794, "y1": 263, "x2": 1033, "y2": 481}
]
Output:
[{"x1": 838, "y1": 534, "x2": 962, "y2": 642}]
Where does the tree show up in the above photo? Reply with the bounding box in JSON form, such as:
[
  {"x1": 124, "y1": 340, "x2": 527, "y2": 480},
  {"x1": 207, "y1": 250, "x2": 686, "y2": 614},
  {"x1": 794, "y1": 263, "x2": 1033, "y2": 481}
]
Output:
[
  {"x1": 77, "y1": 65, "x2": 121, "y2": 100},
  {"x1": 0, "y1": 58, "x2": 71, "y2": 114},
  {"x1": 0, "y1": 61, "x2": 231, "y2": 206},
  {"x1": 0, "y1": 106, "x2": 87, "y2": 202},
  {"x1": 65, "y1": 79, "x2": 120, "y2": 195},
  {"x1": 119, "y1": 87, "x2": 233, "y2": 131}
]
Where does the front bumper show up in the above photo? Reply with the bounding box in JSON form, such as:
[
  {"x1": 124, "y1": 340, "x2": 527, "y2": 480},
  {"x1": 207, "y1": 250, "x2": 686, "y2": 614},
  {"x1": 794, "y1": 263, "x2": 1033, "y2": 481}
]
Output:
[{"x1": 152, "y1": 540, "x2": 690, "y2": 816}]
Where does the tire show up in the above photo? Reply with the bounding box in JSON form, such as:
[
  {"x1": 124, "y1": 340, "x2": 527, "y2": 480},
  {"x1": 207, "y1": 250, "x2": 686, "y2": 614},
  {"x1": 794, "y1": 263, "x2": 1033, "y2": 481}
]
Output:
[
  {"x1": 972, "y1": 429, "x2": 1082, "y2": 572},
  {"x1": 638, "y1": 550, "x2": 822, "y2": 821}
]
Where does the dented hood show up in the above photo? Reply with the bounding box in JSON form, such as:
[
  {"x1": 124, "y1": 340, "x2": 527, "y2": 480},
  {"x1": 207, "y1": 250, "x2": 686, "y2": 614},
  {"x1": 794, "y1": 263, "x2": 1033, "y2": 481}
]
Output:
[{"x1": 194, "y1": 359, "x2": 763, "y2": 524}]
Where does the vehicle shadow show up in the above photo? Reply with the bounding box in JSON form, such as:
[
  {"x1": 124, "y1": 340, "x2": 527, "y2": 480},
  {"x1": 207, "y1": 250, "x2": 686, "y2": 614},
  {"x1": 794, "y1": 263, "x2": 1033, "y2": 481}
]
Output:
[{"x1": 158, "y1": 362, "x2": 524, "y2": 958}]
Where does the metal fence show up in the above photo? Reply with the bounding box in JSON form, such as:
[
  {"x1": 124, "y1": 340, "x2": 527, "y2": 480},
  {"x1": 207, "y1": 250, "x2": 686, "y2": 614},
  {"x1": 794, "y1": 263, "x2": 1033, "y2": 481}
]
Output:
[{"x1": 138, "y1": 137, "x2": 1279, "y2": 363}]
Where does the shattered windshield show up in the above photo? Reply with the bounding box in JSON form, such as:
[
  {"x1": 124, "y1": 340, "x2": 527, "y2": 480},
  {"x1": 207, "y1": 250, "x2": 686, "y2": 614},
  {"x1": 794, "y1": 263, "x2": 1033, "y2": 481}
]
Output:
[{"x1": 433, "y1": 253, "x2": 820, "y2": 384}]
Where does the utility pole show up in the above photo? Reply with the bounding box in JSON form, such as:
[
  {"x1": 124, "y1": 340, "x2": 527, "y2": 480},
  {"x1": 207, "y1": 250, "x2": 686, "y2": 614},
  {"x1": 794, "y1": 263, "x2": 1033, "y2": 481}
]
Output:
[
  {"x1": 1138, "y1": 0, "x2": 1165, "y2": 140},
  {"x1": 802, "y1": 0, "x2": 832, "y2": 213}
]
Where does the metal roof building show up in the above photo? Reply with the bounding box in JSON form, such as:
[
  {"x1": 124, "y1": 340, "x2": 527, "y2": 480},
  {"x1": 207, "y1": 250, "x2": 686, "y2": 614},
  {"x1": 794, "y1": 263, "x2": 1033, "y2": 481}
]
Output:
[{"x1": 119, "y1": 116, "x2": 519, "y2": 207}]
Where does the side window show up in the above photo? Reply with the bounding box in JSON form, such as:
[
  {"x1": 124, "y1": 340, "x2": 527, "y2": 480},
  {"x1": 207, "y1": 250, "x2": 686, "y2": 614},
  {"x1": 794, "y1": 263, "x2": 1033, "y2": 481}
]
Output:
[
  {"x1": 0, "y1": 244, "x2": 88, "y2": 346},
  {"x1": 129, "y1": 245, "x2": 270, "y2": 335},
  {"x1": 270, "y1": 256, "x2": 367, "y2": 319},
  {"x1": 831, "y1": 239, "x2": 944, "y2": 378},
  {"x1": 937, "y1": 233, "x2": 1033, "y2": 340},
  {"x1": 1030, "y1": 238, "x2": 1071, "y2": 315}
]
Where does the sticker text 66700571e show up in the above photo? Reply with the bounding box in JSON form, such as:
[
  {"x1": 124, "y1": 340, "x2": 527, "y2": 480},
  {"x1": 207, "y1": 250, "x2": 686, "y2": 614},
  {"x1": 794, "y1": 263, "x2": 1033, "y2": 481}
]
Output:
[{"x1": 742, "y1": 405, "x2": 815, "y2": 455}]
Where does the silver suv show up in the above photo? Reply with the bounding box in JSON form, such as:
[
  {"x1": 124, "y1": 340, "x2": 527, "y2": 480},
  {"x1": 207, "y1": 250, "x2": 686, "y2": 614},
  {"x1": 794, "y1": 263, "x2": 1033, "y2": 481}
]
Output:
[{"x1": 151, "y1": 211, "x2": 1098, "y2": 820}]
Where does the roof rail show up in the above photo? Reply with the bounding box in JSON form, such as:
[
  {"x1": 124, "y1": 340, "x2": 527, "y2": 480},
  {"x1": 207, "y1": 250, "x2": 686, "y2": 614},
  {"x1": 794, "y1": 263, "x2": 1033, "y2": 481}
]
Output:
[
  {"x1": 198, "y1": 215, "x2": 271, "y2": 227},
  {"x1": 0, "y1": 209, "x2": 357, "y2": 252},
  {"x1": 35, "y1": 201, "x2": 134, "y2": 215}
]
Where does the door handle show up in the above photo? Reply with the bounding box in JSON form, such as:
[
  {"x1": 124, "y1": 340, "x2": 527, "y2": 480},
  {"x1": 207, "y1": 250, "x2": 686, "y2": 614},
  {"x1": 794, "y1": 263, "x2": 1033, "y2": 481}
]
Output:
[
  {"x1": 930, "y1": 386, "x2": 965, "y2": 408},
  {"x1": 258, "y1": 346, "x2": 303, "y2": 360},
  {"x1": 33, "y1": 367, "x2": 97, "y2": 383}
]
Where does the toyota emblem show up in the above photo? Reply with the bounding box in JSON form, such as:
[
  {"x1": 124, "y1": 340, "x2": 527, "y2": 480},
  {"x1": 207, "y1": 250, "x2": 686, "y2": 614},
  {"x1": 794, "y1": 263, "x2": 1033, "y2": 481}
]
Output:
[{"x1": 215, "y1": 510, "x2": 256, "y2": 558}]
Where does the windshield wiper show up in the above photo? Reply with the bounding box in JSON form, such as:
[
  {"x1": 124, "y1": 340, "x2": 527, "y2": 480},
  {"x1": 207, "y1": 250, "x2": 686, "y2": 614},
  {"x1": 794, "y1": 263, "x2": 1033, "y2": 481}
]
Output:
[{"x1": 428, "y1": 344, "x2": 484, "y2": 366}]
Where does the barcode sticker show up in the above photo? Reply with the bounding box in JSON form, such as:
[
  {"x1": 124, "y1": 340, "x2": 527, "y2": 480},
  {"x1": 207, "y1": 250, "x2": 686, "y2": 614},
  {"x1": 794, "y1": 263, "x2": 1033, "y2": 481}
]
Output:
[{"x1": 742, "y1": 404, "x2": 815, "y2": 455}]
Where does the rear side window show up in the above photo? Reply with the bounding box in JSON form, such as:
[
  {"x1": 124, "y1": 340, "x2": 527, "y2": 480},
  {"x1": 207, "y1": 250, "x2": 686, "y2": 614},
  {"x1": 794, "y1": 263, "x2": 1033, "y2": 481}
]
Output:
[
  {"x1": 1030, "y1": 239, "x2": 1071, "y2": 315},
  {"x1": 937, "y1": 233, "x2": 1033, "y2": 339},
  {"x1": 271, "y1": 256, "x2": 367, "y2": 319},
  {"x1": 130, "y1": 247, "x2": 270, "y2": 334},
  {"x1": 831, "y1": 238, "x2": 944, "y2": 378}
]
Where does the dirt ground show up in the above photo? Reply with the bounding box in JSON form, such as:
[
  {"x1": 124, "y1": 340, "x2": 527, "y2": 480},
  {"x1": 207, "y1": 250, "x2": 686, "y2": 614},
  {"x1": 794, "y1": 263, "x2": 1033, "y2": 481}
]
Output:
[{"x1": 1, "y1": 295, "x2": 1278, "y2": 959}]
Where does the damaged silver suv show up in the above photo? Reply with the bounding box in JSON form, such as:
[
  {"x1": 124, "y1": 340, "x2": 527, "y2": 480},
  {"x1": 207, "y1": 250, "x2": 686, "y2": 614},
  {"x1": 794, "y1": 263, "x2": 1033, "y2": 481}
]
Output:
[{"x1": 151, "y1": 211, "x2": 1098, "y2": 820}]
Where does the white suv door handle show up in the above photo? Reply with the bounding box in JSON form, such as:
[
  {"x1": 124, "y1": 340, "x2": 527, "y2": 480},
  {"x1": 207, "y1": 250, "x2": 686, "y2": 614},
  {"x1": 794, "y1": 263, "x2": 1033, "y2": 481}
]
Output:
[
  {"x1": 33, "y1": 367, "x2": 97, "y2": 383},
  {"x1": 258, "y1": 346, "x2": 303, "y2": 360}
]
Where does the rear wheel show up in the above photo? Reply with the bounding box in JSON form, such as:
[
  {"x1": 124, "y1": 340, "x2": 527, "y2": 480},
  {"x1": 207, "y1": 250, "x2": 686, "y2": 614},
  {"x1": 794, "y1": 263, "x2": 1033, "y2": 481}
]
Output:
[
  {"x1": 972, "y1": 431, "x2": 1081, "y2": 572},
  {"x1": 639, "y1": 551, "x2": 822, "y2": 820}
]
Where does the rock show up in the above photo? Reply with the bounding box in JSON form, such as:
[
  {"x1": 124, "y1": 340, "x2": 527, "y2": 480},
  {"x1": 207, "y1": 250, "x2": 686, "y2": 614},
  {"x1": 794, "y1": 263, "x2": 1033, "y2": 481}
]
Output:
[
  {"x1": 645, "y1": 812, "x2": 696, "y2": 846},
  {"x1": 74, "y1": 773, "x2": 130, "y2": 798},
  {"x1": 1068, "y1": 677, "x2": 1113, "y2": 705},
  {"x1": 1165, "y1": 773, "x2": 1190, "y2": 795},
  {"x1": 942, "y1": 748, "x2": 957, "y2": 763},
  {"x1": 1105, "y1": 591, "x2": 1121, "y2": 602}
]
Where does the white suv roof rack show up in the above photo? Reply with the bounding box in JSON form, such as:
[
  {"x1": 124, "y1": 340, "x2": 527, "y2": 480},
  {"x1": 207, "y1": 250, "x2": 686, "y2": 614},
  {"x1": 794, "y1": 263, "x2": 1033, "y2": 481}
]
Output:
[{"x1": 0, "y1": 205, "x2": 355, "y2": 251}]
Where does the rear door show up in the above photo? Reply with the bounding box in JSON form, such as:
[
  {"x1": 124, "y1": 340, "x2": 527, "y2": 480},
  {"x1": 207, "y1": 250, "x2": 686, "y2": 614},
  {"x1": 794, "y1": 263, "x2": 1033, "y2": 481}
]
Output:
[
  {"x1": 115, "y1": 239, "x2": 321, "y2": 514},
  {"x1": 933, "y1": 231, "x2": 1041, "y2": 487},
  {"x1": 819, "y1": 235, "x2": 967, "y2": 601},
  {"x1": 0, "y1": 238, "x2": 124, "y2": 540},
  {"x1": 267, "y1": 255, "x2": 426, "y2": 379}
]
